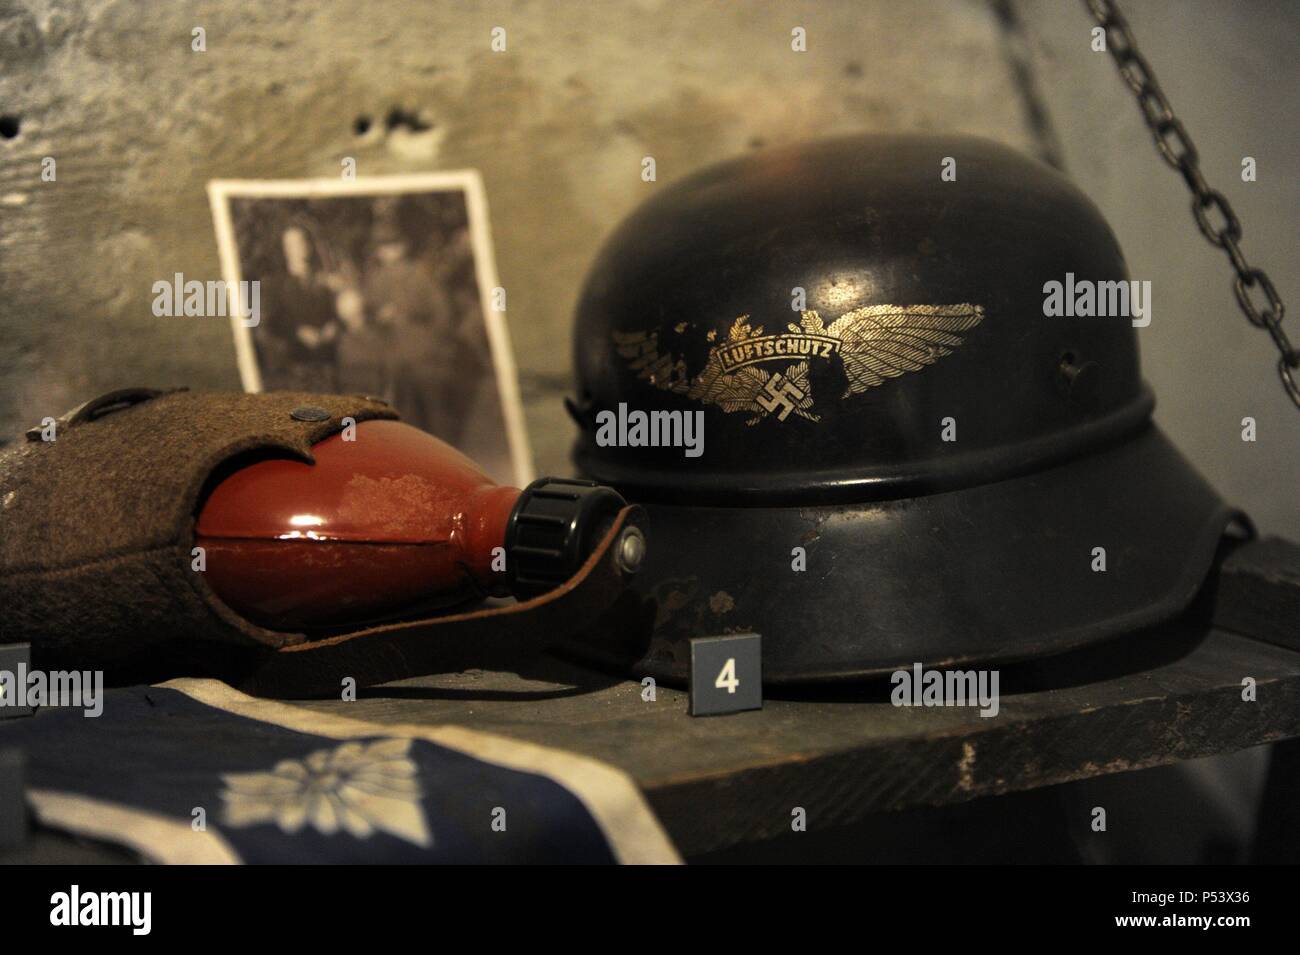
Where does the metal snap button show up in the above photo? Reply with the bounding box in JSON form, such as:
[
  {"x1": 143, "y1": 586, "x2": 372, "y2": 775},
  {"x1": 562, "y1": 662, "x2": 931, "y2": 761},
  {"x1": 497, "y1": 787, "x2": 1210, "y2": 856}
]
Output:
[{"x1": 290, "y1": 406, "x2": 332, "y2": 422}]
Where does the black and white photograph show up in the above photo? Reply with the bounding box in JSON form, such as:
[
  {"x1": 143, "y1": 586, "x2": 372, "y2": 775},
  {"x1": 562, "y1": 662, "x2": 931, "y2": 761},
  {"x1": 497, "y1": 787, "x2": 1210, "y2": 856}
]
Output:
[{"x1": 209, "y1": 174, "x2": 532, "y2": 487}]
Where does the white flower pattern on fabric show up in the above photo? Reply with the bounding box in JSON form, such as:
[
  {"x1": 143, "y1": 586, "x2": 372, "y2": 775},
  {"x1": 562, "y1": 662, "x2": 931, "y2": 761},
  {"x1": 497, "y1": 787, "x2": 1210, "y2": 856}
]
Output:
[{"x1": 220, "y1": 737, "x2": 431, "y2": 847}]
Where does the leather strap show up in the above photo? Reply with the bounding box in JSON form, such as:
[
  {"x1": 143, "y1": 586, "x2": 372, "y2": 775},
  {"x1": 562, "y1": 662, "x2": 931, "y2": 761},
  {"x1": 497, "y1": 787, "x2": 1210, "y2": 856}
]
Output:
[{"x1": 233, "y1": 505, "x2": 645, "y2": 698}]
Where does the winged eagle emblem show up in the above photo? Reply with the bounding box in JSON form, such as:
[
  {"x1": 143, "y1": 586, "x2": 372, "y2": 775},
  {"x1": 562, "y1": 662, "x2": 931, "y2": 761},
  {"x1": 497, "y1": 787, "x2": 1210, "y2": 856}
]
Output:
[{"x1": 613, "y1": 304, "x2": 983, "y2": 424}]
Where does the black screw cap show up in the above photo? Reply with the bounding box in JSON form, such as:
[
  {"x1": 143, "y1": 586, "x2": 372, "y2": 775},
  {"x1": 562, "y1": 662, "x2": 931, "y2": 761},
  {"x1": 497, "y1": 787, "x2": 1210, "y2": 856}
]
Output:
[{"x1": 505, "y1": 477, "x2": 628, "y2": 597}]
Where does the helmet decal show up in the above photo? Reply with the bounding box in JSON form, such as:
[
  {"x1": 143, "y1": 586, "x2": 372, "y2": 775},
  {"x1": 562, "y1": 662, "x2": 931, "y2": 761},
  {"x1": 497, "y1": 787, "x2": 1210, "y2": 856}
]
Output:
[{"x1": 613, "y1": 303, "x2": 983, "y2": 425}]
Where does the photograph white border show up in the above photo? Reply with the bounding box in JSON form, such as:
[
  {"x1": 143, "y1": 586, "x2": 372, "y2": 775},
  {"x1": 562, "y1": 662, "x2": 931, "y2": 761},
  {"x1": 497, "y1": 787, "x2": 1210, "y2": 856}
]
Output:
[{"x1": 207, "y1": 172, "x2": 534, "y2": 488}]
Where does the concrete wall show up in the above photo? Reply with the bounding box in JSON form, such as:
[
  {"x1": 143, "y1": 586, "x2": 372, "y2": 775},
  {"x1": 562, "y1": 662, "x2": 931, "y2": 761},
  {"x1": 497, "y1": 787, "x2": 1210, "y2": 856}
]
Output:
[
  {"x1": 1020, "y1": 0, "x2": 1299, "y2": 538},
  {"x1": 1, "y1": 0, "x2": 1295, "y2": 534}
]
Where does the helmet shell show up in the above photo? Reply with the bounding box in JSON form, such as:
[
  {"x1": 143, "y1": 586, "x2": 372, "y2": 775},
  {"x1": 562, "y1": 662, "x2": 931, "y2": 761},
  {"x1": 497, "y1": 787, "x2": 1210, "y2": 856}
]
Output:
[{"x1": 568, "y1": 135, "x2": 1235, "y2": 682}]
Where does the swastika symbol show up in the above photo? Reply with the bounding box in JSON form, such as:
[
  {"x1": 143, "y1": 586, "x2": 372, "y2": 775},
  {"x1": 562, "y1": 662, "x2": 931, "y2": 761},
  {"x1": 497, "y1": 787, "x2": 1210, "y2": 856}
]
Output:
[{"x1": 755, "y1": 372, "x2": 807, "y2": 421}]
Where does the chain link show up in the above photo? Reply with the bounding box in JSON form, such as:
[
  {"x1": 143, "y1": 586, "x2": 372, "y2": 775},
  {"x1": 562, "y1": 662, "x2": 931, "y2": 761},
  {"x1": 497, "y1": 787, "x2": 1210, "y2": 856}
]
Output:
[{"x1": 1083, "y1": 0, "x2": 1298, "y2": 409}]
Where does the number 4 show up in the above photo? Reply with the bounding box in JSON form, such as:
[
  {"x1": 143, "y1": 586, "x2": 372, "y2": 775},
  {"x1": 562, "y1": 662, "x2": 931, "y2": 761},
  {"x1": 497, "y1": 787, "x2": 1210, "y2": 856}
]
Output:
[{"x1": 715, "y1": 658, "x2": 739, "y2": 694}]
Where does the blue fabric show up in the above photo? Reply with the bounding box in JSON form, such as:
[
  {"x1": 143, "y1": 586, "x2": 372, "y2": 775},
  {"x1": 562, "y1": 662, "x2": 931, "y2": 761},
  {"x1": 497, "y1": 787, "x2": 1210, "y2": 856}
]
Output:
[{"x1": 1, "y1": 686, "x2": 618, "y2": 864}]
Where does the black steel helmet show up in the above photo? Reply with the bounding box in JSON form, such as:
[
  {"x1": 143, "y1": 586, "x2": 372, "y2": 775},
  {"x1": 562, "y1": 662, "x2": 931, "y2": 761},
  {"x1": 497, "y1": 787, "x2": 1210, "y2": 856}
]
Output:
[{"x1": 567, "y1": 134, "x2": 1238, "y2": 683}]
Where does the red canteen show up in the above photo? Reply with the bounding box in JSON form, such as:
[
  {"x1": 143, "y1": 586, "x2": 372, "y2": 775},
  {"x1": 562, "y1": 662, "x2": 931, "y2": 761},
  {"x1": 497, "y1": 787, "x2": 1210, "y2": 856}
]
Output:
[{"x1": 197, "y1": 420, "x2": 628, "y2": 631}]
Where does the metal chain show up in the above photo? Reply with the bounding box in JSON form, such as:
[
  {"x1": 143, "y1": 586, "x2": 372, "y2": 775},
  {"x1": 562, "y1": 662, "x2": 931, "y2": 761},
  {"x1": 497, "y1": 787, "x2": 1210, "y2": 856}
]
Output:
[{"x1": 1083, "y1": 0, "x2": 1299, "y2": 409}]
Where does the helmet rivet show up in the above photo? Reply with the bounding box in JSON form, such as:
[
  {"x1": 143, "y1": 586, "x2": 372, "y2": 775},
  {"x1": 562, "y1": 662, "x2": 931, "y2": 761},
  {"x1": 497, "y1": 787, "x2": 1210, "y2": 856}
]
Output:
[
  {"x1": 1058, "y1": 355, "x2": 1100, "y2": 403},
  {"x1": 616, "y1": 526, "x2": 646, "y2": 574}
]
